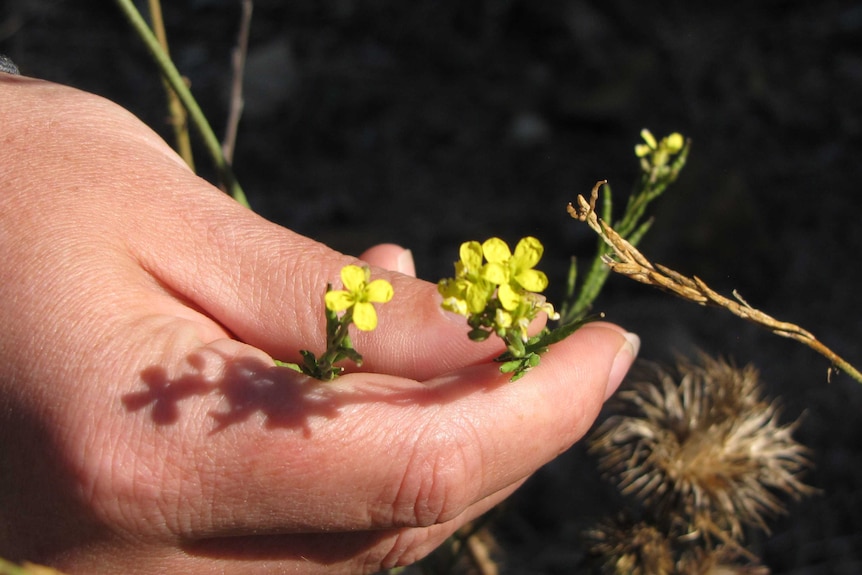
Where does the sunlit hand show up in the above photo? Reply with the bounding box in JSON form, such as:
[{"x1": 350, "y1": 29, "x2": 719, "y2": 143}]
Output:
[{"x1": 0, "y1": 76, "x2": 637, "y2": 574}]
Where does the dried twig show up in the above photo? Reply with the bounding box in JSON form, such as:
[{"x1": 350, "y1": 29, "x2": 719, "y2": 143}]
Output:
[
  {"x1": 222, "y1": 0, "x2": 253, "y2": 165},
  {"x1": 147, "y1": 0, "x2": 194, "y2": 170},
  {"x1": 466, "y1": 533, "x2": 499, "y2": 575},
  {"x1": 568, "y1": 180, "x2": 862, "y2": 385}
]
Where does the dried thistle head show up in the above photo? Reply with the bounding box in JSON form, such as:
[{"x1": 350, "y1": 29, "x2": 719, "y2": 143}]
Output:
[
  {"x1": 586, "y1": 514, "x2": 769, "y2": 575},
  {"x1": 586, "y1": 515, "x2": 675, "y2": 575},
  {"x1": 589, "y1": 353, "x2": 814, "y2": 545}
]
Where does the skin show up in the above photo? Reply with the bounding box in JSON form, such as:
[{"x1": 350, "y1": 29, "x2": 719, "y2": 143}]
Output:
[{"x1": 0, "y1": 75, "x2": 638, "y2": 574}]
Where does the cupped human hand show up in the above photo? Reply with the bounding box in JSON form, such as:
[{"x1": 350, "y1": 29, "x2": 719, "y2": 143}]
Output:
[{"x1": 0, "y1": 76, "x2": 638, "y2": 574}]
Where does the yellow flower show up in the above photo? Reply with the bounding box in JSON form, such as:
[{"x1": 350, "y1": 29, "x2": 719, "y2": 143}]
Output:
[
  {"x1": 437, "y1": 240, "x2": 496, "y2": 314},
  {"x1": 482, "y1": 236, "x2": 548, "y2": 310},
  {"x1": 325, "y1": 265, "x2": 393, "y2": 331}
]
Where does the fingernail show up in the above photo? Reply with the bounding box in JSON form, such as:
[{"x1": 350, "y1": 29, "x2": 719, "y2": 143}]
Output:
[
  {"x1": 397, "y1": 249, "x2": 416, "y2": 276},
  {"x1": 605, "y1": 332, "x2": 640, "y2": 401}
]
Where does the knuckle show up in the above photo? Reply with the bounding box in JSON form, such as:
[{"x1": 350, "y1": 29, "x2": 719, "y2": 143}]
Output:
[{"x1": 389, "y1": 417, "x2": 484, "y2": 527}]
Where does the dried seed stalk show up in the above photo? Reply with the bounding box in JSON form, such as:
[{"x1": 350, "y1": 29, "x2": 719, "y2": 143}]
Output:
[{"x1": 568, "y1": 180, "x2": 862, "y2": 385}]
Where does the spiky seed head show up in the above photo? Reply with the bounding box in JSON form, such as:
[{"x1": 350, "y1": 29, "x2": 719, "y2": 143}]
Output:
[{"x1": 589, "y1": 353, "x2": 814, "y2": 545}]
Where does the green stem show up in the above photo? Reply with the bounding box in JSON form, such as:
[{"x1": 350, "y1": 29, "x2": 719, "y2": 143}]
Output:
[
  {"x1": 316, "y1": 310, "x2": 354, "y2": 376},
  {"x1": 567, "y1": 247, "x2": 612, "y2": 321},
  {"x1": 114, "y1": 0, "x2": 249, "y2": 208}
]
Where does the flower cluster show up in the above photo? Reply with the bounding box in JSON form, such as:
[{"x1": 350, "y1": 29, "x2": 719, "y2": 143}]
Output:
[
  {"x1": 635, "y1": 128, "x2": 685, "y2": 172},
  {"x1": 438, "y1": 237, "x2": 559, "y2": 379}
]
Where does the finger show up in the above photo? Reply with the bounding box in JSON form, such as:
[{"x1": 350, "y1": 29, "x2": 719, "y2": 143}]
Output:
[
  {"x1": 1, "y1": 78, "x2": 504, "y2": 382},
  {"x1": 359, "y1": 244, "x2": 416, "y2": 277},
  {"x1": 134, "y1": 323, "x2": 635, "y2": 539}
]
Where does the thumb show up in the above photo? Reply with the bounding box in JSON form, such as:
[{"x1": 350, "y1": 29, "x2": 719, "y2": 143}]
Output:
[{"x1": 359, "y1": 244, "x2": 417, "y2": 277}]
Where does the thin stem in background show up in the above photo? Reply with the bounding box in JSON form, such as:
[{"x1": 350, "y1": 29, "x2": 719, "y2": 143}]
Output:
[
  {"x1": 147, "y1": 0, "x2": 195, "y2": 170},
  {"x1": 114, "y1": 0, "x2": 250, "y2": 209},
  {"x1": 222, "y1": 0, "x2": 253, "y2": 165}
]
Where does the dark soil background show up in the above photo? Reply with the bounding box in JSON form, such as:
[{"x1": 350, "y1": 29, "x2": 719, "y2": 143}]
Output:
[{"x1": 3, "y1": 1, "x2": 862, "y2": 573}]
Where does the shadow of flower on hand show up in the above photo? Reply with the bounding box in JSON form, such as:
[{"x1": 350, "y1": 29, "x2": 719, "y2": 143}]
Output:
[
  {"x1": 122, "y1": 359, "x2": 214, "y2": 425},
  {"x1": 122, "y1": 352, "x2": 348, "y2": 436},
  {"x1": 123, "y1": 349, "x2": 491, "y2": 437},
  {"x1": 209, "y1": 357, "x2": 345, "y2": 436}
]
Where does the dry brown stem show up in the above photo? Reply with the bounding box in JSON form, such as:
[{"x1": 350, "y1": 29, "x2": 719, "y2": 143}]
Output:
[
  {"x1": 466, "y1": 532, "x2": 499, "y2": 575},
  {"x1": 147, "y1": 0, "x2": 194, "y2": 170},
  {"x1": 568, "y1": 180, "x2": 862, "y2": 385},
  {"x1": 222, "y1": 0, "x2": 253, "y2": 164}
]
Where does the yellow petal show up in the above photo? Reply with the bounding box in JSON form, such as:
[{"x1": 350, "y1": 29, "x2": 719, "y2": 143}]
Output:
[
  {"x1": 352, "y1": 301, "x2": 378, "y2": 331},
  {"x1": 466, "y1": 281, "x2": 492, "y2": 314},
  {"x1": 340, "y1": 265, "x2": 369, "y2": 292},
  {"x1": 482, "y1": 261, "x2": 508, "y2": 285},
  {"x1": 459, "y1": 241, "x2": 484, "y2": 272},
  {"x1": 482, "y1": 237, "x2": 511, "y2": 264},
  {"x1": 512, "y1": 236, "x2": 543, "y2": 269},
  {"x1": 442, "y1": 296, "x2": 469, "y2": 316},
  {"x1": 365, "y1": 278, "x2": 394, "y2": 303},
  {"x1": 438, "y1": 278, "x2": 463, "y2": 300},
  {"x1": 498, "y1": 282, "x2": 520, "y2": 311},
  {"x1": 453, "y1": 260, "x2": 467, "y2": 278},
  {"x1": 325, "y1": 290, "x2": 354, "y2": 312},
  {"x1": 640, "y1": 128, "x2": 657, "y2": 149},
  {"x1": 515, "y1": 269, "x2": 548, "y2": 292}
]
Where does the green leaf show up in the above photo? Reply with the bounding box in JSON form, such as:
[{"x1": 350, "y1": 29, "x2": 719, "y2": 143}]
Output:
[
  {"x1": 508, "y1": 367, "x2": 529, "y2": 382},
  {"x1": 300, "y1": 349, "x2": 318, "y2": 369},
  {"x1": 338, "y1": 347, "x2": 364, "y2": 365},
  {"x1": 274, "y1": 360, "x2": 302, "y2": 372},
  {"x1": 468, "y1": 327, "x2": 492, "y2": 342},
  {"x1": 535, "y1": 313, "x2": 603, "y2": 348},
  {"x1": 499, "y1": 359, "x2": 523, "y2": 373}
]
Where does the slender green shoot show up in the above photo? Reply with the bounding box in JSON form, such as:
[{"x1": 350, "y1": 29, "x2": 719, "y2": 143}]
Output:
[
  {"x1": 560, "y1": 131, "x2": 690, "y2": 323},
  {"x1": 114, "y1": 0, "x2": 249, "y2": 208}
]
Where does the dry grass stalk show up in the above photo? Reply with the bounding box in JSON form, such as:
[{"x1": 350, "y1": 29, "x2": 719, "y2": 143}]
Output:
[
  {"x1": 567, "y1": 180, "x2": 862, "y2": 385},
  {"x1": 465, "y1": 531, "x2": 499, "y2": 575},
  {"x1": 222, "y1": 0, "x2": 253, "y2": 164}
]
